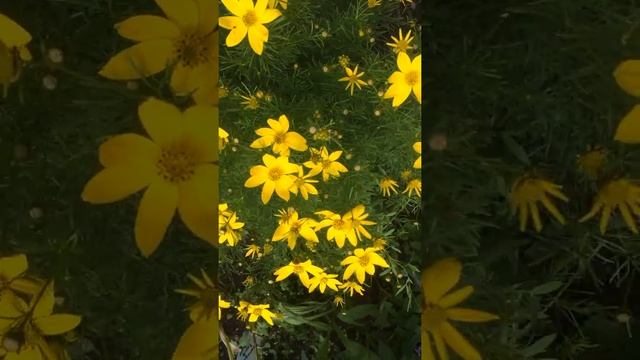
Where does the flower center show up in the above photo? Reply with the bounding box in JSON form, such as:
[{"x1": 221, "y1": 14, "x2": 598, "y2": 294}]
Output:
[
  {"x1": 243, "y1": 11, "x2": 258, "y2": 26},
  {"x1": 251, "y1": 308, "x2": 262, "y2": 316},
  {"x1": 422, "y1": 306, "x2": 448, "y2": 331},
  {"x1": 268, "y1": 167, "x2": 283, "y2": 181},
  {"x1": 405, "y1": 70, "x2": 419, "y2": 86},
  {"x1": 358, "y1": 254, "x2": 370, "y2": 267},
  {"x1": 156, "y1": 143, "x2": 197, "y2": 184},
  {"x1": 294, "y1": 177, "x2": 305, "y2": 186},
  {"x1": 396, "y1": 40, "x2": 409, "y2": 52},
  {"x1": 274, "y1": 132, "x2": 286, "y2": 144},
  {"x1": 293, "y1": 264, "x2": 304, "y2": 273},
  {"x1": 174, "y1": 34, "x2": 210, "y2": 68},
  {"x1": 334, "y1": 219, "x2": 345, "y2": 229}
]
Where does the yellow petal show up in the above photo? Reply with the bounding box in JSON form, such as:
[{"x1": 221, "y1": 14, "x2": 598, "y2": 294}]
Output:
[
  {"x1": 0, "y1": 254, "x2": 28, "y2": 280},
  {"x1": 439, "y1": 321, "x2": 482, "y2": 360},
  {"x1": 195, "y1": 0, "x2": 217, "y2": 35},
  {"x1": 34, "y1": 314, "x2": 81, "y2": 335},
  {"x1": 446, "y1": 307, "x2": 499, "y2": 323},
  {"x1": 619, "y1": 203, "x2": 638, "y2": 234},
  {"x1": 413, "y1": 82, "x2": 422, "y2": 103},
  {"x1": 0, "y1": 13, "x2": 31, "y2": 47},
  {"x1": 135, "y1": 181, "x2": 178, "y2": 257},
  {"x1": 219, "y1": 16, "x2": 241, "y2": 29},
  {"x1": 261, "y1": 180, "x2": 275, "y2": 204},
  {"x1": 155, "y1": 0, "x2": 199, "y2": 31},
  {"x1": 614, "y1": 60, "x2": 640, "y2": 97},
  {"x1": 226, "y1": 24, "x2": 247, "y2": 47},
  {"x1": 259, "y1": 9, "x2": 281, "y2": 24},
  {"x1": 529, "y1": 203, "x2": 542, "y2": 232},
  {"x1": 432, "y1": 331, "x2": 450, "y2": 360},
  {"x1": 518, "y1": 203, "x2": 528, "y2": 231},
  {"x1": 115, "y1": 15, "x2": 180, "y2": 41},
  {"x1": 615, "y1": 105, "x2": 640, "y2": 144},
  {"x1": 172, "y1": 318, "x2": 218, "y2": 359},
  {"x1": 540, "y1": 194, "x2": 565, "y2": 225},
  {"x1": 33, "y1": 282, "x2": 55, "y2": 318},
  {"x1": 98, "y1": 133, "x2": 160, "y2": 168},
  {"x1": 397, "y1": 51, "x2": 412, "y2": 73},
  {"x1": 171, "y1": 61, "x2": 215, "y2": 96},
  {"x1": 138, "y1": 97, "x2": 182, "y2": 146},
  {"x1": 221, "y1": 0, "x2": 245, "y2": 17},
  {"x1": 99, "y1": 39, "x2": 173, "y2": 80},
  {"x1": 599, "y1": 205, "x2": 612, "y2": 234},
  {"x1": 421, "y1": 258, "x2": 461, "y2": 305},
  {"x1": 248, "y1": 26, "x2": 266, "y2": 55},
  {"x1": 437, "y1": 285, "x2": 474, "y2": 308},
  {"x1": 178, "y1": 164, "x2": 218, "y2": 245},
  {"x1": 182, "y1": 104, "x2": 218, "y2": 162},
  {"x1": 422, "y1": 331, "x2": 436, "y2": 360},
  {"x1": 579, "y1": 200, "x2": 602, "y2": 222},
  {"x1": 81, "y1": 166, "x2": 153, "y2": 204}
]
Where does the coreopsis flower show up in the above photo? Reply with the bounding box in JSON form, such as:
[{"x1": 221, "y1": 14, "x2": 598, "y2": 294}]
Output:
[
  {"x1": 403, "y1": 178, "x2": 422, "y2": 197},
  {"x1": 579, "y1": 178, "x2": 640, "y2": 234},
  {"x1": 247, "y1": 303, "x2": 276, "y2": 325},
  {"x1": 345, "y1": 205, "x2": 376, "y2": 241},
  {"x1": 268, "y1": 0, "x2": 288, "y2": 9},
  {"x1": 384, "y1": 52, "x2": 421, "y2": 107},
  {"x1": 219, "y1": 296, "x2": 231, "y2": 320},
  {"x1": 379, "y1": 178, "x2": 399, "y2": 196},
  {"x1": 245, "y1": 244, "x2": 261, "y2": 258},
  {"x1": 219, "y1": 128, "x2": 230, "y2": 150},
  {"x1": 219, "y1": 0, "x2": 281, "y2": 55},
  {"x1": 576, "y1": 146, "x2": 605, "y2": 179},
  {"x1": 371, "y1": 237, "x2": 387, "y2": 250},
  {"x1": 338, "y1": 65, "x2": 367, "y2": 96},
  {"x1": 273, "y1": 260, "x2": 323, "y2": 287},
  {"x1": 413, "y1": 141, "x2": 422, "y2": 169},
  {"x1": 0, "y1": 13, "x2": 32, "y2": 97},
  {"x1": 275, "y1": 207, "x2": 297, "y2": 225},
  {"x1": 386, "y1": 29, "x2": 414, "y2": 53},
  {"x1": 304, "y1": 146, "x2": 348, "y2": 182},
  {"x1": 368, "y1": 0, "x2": 382, "y2": 7},
  {"x1": 338, "y1": 55, "x2": 350, "y2": 68},
  {"x1": 307, "y1": 273, "x2": 341, "y2": 294},
  {"x1": 172, "y1": 317, "x2": 217, "y2": 360},
  {"x1": 81, "y1": 98, "x2": 218, "y2": 257},
  {"x1": 99, "y1": 0, "x2": 218, "y2": 105},
  {"x1": 0, "y1": 254, "x2": 42, "y2": 299},
  {"x1": 509, "y1": 175, "x2": 568, "y2": 232},
  {"x1": 614, "y1": 104, "x2": 640, "y2": 143},
  {"x1": 341, "y1": 247, "x2": 389, "y2": 284},
  {"x1": 175, "y1": 270, "x2": 216, "y2": 322},
  {"x1": 333, "y1": 296, "x2": 345, "y2": 307},
  {"x1": 244, "y1": 154, "x2": 298, "y2": 204},
  {"x1": 290, "y1": 165, "x2": 319, "y2": 200},
  {"x1": 240, "y1": 94, "x2": 260, "y2": 109},
  {"x1": 249, "y1": 115, "x2": 308, "y2": 156},
  {"x1": 614, "y1": 60, "x2": 640, "y2": 97},
  {"x1": 339, "y1": 281, "x2": 365, "y2": 296},
  {"x1": 272, "y1": 210, "x2": 319, "y2": 249},
  {"x1": 315, "y1": 210, "x2": 357, "y2": 248},
  {"x1": 421, "y1": 258, "x2": 499, "y2": 360},
  {"x1": 219, "y1": 211, "x2": 244, "y2": 246},
  {"x1": 236, "y1": 301, "x2": 250, "y2": 321}
]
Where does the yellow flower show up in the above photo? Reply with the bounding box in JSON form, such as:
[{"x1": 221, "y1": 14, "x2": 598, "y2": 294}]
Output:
[
  {"x1": 219, "y1": 127, "x2": 230, "y2": 150},
  {"x1": 172, "y1": 317, "x2": 217, "y2": 360},
  {"x1": 338, "y1": 55, "x2": 350, "y2": 68},
  {"x1": 400, "y1": 168, "x2": 413, "y2": 182},
  {"x1": 421, "y1": 258, "x2": 499, "y2": 360},
  {"x1": 273, "y1": 260, "x2": 323, "y2": 287},
  {"x1": 614, "y1": 104, "x2": 640, "y2": 143},
  {"x1": 272, "y1": 210, "x2": 319, "y2": 249},
  {"x1": 509, "y1": 175, "x2": 568, "y2": 232},
  {"x1": 99, "y1": 0, "x2": 219, "y2": 105},
  {"x1": 579, "y1": 178, "x2": 640, "y2": 234},
  {"x1": 339, "y1": 281, "x2": 365, "y2": 296},
  {"x1": 240, "y1": 94, "x2": 260, "y2": 109},
  {"x1": 371, "y1": 237, "x2": 387, "y2": 250},
  {"x1": 236, "y1": 301, "x2": 250, "y2": 321},
  {"x1": 275, "y1": 207, "x2": 297, "y2": 225},
  {"x1": 384, "y1": 52, "x2": 421, "y2": 107},
  {"x1": 219, "y1": 210, "x2": 244, "y2": 246},
  {"x1": 403, "y1": 178, "x2": 422, "y2": 197},
  {"x1": 219, "y1": 0, "x2": 281, "y2": 55},
  {"x1": 345, "y1": 205, "x2": 376, "y2": 241},
  {"x1": 290, "y1": 165, "x2": 319, "y2": 200},
  {"x1": 386, "y1": 29, "x2": 414, "y2": 53},
  {"x1": 333, "y1": 296, "x2": 345, "y2": 307},
  {"x1": 379, "y1": 178, "x2": 399, "y2": 196},
  {"x1": 175, "y1": 270, "x2": 216, "y2": 322},
  {"x1": 338, "y1": 65, "x2": 367, "y2": 96},
  {"x1": 268, "y1": 0, "x2": 288, "y2": 9},
  {"x1": 315, "y1": 210, "x2": 357, "y2": 248},
  {"x1": 243, "y1": 276, "x2": 255, "y2": 287},
  {"x1": 303, "y1": 146, "x2": 348, "y2": 182},
  {"x1": 413, "y1": 141, "x2": 422, "y2": 169},
  {"x1": 368, "y1": 0, "x2": 382, "y2": 8},
  {"x1": 81, "y1": 98, "x2": 218, "y2": 257},
  {"x1": 576, "y1": 146, "x2": 605, "y2": 179},
  {"x1": 249, "y1": 115, "x2": 308, "y2": 156},
  {"x1": 0, "y1": 254, "x2": 42, "y2": 298},
  {"x1": 341, "y1": 247, "x2": 389, "y2": 284},
  {"x1": 245, "y1": 244, "x2": 261, "y2": 258},
  {"x1": 247, "y1": 303, "x2": 276, "y2": 325},
  {"x1": 614, "y1": 60, "x2": 640, "y2": 97},
  {"x1": 244, "y1": 154, "x2": 298, "y2": 204},
  {"x1": 307, "y1": 273, "x2": 342, "y2": 294},
  {"x1": 0, "y1": 12, "x2": 32, "y2": 97},
  {"x1": 219, "y1": 296, "x2": 231, "y2": 320}
]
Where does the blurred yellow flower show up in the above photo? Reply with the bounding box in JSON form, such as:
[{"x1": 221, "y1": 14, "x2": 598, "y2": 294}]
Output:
[
  {"x1": 0, "y1": 12, "x2": 32, "y2": 97},
  {"x1": 82, "y1": 98, "x2": 218, "y2": 257},
  {"x1": 338, "y1": 65, "x2": 367, "y2": 96},
  {"x1": 240, "y1": 94, "x2": 260, "y2": 109},
  {"x1": 403, "y1": 178, "x2": 422, "y2": 197},
  {"x1": 509, "y1": 175, "x2": 568, "y2": 232},
  {"x1": 421, "y1": 258, "x2": 499, "y2": 360},
  {"x1": 236, "y1": 301, "x2": 250, "y2": 321},
  {"x1": 290, "y1": 165, "x2": 319, "y2": 200},
  {"x1": 272, "y1": 209, "x2": 319, "y2": 249},
  {"x1": 99, "y1": 0, "x2": 218, "y2": 105},
  {"x1": 249, "y1": 115, "x2": 308, "y2": 156},
  {"x1": 315, "y1": 210, "x2": 357, "y2": 248},
  {"x1": 341, "y1": 247, "x2": 389, "y2": 284},
  {"x1": 379, "y1": 178, "x2": 399, "y2": 196},
  {"x1": 175, "y1": 269, "x2": 216, "y2": 322},
  {"x1": 368, "y1": 0, "x2": 382, "y2": 8},
  {"x1": 172, "y1": 317, "x2": 217, "y2": 360},
  {"x1": 580, "y1": 178, "x2": 640, "y2": 234},
  {"x1": 244, "y1": 154, "x2": 298, "y2": 204},
  {"x1": 268, "y1": 0, "x2": 288, "y2": 9},
  {"x1": 384, "y1": 52, "x2": 421, "y2": 107},
  {"x1": 0, "y1": 254, "x2": 42, "y2": 299},
  {"x1": 219, "y1": 127, "x2": 230, "y2": 150},
  {"x1": 333, "y1": 296, "x2": 345, "y2": 307},
  {"x1": 307, "y1": 273, "x2": 341, "y2": 293},
  {"x1": 339, "y1": 281, "x2": 365, "y2": 296},
  {"x1": 304, "y1": 146, "x2": 348, "y2": 182},
  {"x1": 413, "y1": 141, "x2": 422, "y2": 169},
  {"x1": 577, "y1": 146, "x2": 605, "y2": 179},
  {"x1": 386, "y1": 29, "x2": 414, "y2": 54},
  {"x1": 273, "y1": 260, "x2": 323, "y2": 287},
  {"x1": 219, "y1": 0, "x2": 281, "y2": 55},
  {"x1": 245, "y1": 244, "x2": 261, "y2": 258},
  {"x1": 219, "y1": 296, "x2": 231, "y2": 320}
]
